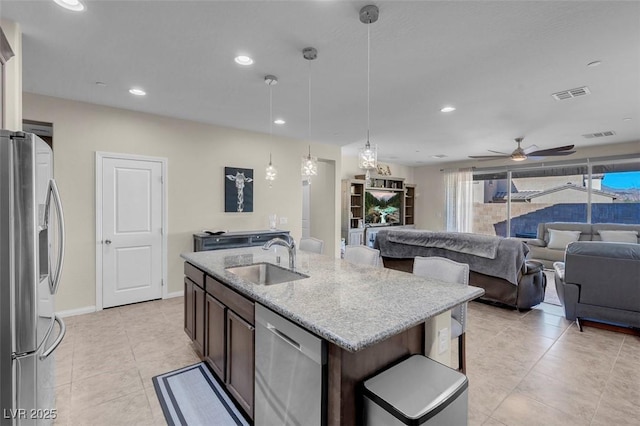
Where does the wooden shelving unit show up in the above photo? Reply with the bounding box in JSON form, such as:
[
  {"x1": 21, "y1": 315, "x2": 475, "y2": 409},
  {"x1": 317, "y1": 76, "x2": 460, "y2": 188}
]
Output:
[
  {"x1": 341, "y1": 179, "x2": 366, "y2": 245},
  {"x1": 404, "y1": 184, "x2": 416, "y2": 225},
  {"x1": 344, "y1": 176, "x2": 417, "y2": 245},
  {"x1": 355, "y1": 175, "x2": 405, "y2": 190}
]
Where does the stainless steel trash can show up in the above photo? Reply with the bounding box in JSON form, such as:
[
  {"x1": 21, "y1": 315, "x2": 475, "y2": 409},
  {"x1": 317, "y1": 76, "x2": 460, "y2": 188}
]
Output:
[{"x1": 363, "y1": 355, "x2": 468, "y2": 425}]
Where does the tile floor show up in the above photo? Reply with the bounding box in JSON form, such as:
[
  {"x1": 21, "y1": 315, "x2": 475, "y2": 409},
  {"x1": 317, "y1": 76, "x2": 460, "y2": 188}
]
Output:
[{"x1": 53, "y1": 297, "x2": 640, "y2": 425}]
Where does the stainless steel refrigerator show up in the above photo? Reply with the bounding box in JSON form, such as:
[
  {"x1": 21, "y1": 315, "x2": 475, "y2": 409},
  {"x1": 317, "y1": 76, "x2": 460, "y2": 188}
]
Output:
[{"x1": 0, "y1": 130, "x2": 66, "y2": 425}]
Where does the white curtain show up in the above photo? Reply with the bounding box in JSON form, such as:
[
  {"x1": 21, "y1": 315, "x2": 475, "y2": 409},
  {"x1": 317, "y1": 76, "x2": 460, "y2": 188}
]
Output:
[{"x1": 444, "y1": 168, "x2": 474, "y2": 233}]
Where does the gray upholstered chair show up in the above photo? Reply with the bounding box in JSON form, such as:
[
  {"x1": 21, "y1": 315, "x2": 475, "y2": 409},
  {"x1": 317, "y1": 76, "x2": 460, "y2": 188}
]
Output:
[
  {"x1": 344, "y1": 245, "x2": 380, "y2": 267},
  {"x1": 553, "y1": 241, "x2": 640, "y2": 331},
  {"x1": 412, "y1": 256, "x2": 470, "y2": 373},
  {"x1": 299, "y1": 237, "x2": 324, "y2": 254}
]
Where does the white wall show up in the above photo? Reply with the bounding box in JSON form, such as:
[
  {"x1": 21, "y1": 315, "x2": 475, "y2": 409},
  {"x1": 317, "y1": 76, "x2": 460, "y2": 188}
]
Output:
[
  {"x1": 23, "y1": 93, "x2": 341, "y2": 311},
  {"x1": 310, "y1": 160, "x2": 337, "y2": 254}
]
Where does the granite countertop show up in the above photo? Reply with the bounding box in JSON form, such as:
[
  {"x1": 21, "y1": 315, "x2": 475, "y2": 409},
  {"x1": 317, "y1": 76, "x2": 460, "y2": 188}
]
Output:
[{"x1": 181, "y1": 247, "x2": 484, "y2": 352}]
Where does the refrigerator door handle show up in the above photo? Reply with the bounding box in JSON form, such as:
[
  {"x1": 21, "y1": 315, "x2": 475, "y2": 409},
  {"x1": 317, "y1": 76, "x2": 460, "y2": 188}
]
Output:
[
  {"x1": 39, "y1": 315, "x2": 66, "y2": 360},
  {"x1": 45, "y1": 178, "x2": 65, "y2": 294}
]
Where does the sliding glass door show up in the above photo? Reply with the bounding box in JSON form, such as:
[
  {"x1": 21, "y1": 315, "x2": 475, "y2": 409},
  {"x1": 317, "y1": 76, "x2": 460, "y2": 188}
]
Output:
[
  {"x1": 591, "y1": 162, "x2": 640, "y2": 224},
  {"x1": 472, "y1": 171, "x2": 508, "y2": 236},
  {"x1": 471, "y1": 157, "x2": 639, "y2": 237}
]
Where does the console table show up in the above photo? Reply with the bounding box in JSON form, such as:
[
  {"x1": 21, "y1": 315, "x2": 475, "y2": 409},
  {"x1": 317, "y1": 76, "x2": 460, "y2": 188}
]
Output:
[{"x1": 193, "y1": 229, "x2": 290, "y2": 252}]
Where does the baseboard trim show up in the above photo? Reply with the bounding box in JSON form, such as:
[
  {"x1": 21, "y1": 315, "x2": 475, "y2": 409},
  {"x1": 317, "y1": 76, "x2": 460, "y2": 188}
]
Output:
[
  {"x1": 166, "y1": 290, "x2": 184, "y2": 299},
  {"x1": 57, "y1": 306, "x2": 97, "y2": 318}
]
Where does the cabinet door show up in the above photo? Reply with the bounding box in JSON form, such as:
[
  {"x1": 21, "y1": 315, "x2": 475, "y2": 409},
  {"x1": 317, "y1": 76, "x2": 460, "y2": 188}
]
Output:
[
  {"x1": 193, "y1": 283, "x2": 205, "y2": 356},
  {"x1": 184, "y1": 278, "x2": 194, "y2": 339},
  {"x1": 205, "y1": 294, "x2": 226, "y2": 380},
  {"x1": 226, "y1": 310, "x2": 255, "y2": 419}
]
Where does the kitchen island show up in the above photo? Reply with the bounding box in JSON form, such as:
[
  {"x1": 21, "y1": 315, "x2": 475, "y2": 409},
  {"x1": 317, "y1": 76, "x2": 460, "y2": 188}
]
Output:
[{"x1": 181, "y1": 247, "x2": 484, "y2": 425}]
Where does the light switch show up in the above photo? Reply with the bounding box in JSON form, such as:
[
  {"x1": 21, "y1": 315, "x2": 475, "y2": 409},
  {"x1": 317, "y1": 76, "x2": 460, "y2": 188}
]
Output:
[{"x1": 279, "y1": 217, "x2": 288, "y2": 225}]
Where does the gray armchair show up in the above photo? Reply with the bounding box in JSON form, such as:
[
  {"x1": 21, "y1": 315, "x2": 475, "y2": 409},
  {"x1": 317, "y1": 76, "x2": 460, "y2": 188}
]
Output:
[{"x1": 553, "y1": 241, "x2": 640, "y2": 331}]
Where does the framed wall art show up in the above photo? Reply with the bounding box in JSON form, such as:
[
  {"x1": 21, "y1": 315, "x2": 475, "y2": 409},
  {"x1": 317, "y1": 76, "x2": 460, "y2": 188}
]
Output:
[{"x1": 225, "y1": 167, "x2": 254, "y2": 212}]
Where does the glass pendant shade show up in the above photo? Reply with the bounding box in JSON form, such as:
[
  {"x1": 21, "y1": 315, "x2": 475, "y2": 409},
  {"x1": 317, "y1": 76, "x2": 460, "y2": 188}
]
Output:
[
  {"x1": 264, "y1": 75, "x2": 278, "y2": 186},
  {"x1": 265, "y1": 154, "x2": 277, "y2": 187},
  {"x1": 301, "y1": 147, "x2": 318, "y2": 182},
  {"x1": 358, "y1": 140, "x2": 377, "y2": 171}
]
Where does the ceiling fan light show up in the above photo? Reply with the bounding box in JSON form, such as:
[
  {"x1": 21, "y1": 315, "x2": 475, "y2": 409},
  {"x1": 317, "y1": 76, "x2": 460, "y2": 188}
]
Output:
[{"x1": 512, "y1": 152, "x2": 527, "y2": 161}]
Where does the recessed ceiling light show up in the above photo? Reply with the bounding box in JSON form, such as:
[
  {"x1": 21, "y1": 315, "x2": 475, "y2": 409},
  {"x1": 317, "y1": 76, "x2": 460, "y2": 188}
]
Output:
[
  {"x1": 53, "y1": 0, "x2": 85, "y2": 12},
  {"x1": 129, "y1": 88, "x2": 146, "y2": 96},
  {"x1": 95, "y1": 81, "x2": 106, "y2": 87},
  {"x1": 623, "y1": 117, "x2": 632, "y2": 121},
  {"x1": 234, "y1": 55, "x2": 254, "y2": 66},
  {"x1": 587, "y1": 60, "x2": 602, "y2": 67},
  {"x1": 274, "y1": 119, "x2": 285, "y2": 125},
  {"x1": 440, "y1": 106, "x2": 456, "y2": 113},
  {"x1": 431, "y1": 154, "x2": 448, "y2": 159}
]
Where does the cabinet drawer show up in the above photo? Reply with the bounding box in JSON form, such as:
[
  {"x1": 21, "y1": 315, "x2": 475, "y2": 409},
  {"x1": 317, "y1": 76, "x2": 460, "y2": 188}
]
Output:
[
  {"x1": 184, "y1": 262, "x2": 205, "y2": 288},
  {"x1": 206, "y1": 276, "x2": 254, "y2": 325}
]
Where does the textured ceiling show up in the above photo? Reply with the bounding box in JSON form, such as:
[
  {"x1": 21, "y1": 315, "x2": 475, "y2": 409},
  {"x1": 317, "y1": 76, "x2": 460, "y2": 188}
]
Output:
[{"x1": 2, "y1": 0, "x2": 639, "y2": 165}]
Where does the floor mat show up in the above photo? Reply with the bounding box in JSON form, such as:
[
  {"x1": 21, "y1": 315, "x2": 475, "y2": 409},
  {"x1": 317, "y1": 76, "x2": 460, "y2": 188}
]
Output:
[{"x1": 153, "y1": 362, "x2": 249, "y2": 426}]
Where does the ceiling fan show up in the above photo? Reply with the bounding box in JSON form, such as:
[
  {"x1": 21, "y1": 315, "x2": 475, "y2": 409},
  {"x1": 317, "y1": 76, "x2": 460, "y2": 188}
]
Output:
[{"x1": 469, "y1": 138, "x2": 576, "y2": 161}]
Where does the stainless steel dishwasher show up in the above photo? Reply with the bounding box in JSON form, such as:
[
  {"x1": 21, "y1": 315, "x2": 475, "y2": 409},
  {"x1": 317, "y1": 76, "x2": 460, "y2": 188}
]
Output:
[{"x1": 254, "y1": 304, "x2": 326, "y2": 426}]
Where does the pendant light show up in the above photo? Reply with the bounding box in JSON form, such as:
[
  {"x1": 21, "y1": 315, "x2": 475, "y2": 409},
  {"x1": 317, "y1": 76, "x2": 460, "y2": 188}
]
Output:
[
  {"x1": 302, "y1": 145, "x2": 318, "y2": 180},
  {"x1": 264, "y1": 75, "x2": 278, "y2": 187},
  {"x1": 301, "y1": 47, "x2": 318, "y2": 184},
  {"x1": 358, "y1": 5, "x2": 379, "y2": 185}
]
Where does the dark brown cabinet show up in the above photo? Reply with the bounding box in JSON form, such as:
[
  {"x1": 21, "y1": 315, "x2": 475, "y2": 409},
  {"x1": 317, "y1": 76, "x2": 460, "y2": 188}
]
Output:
[
  {"x1": 184, "y1": 263, "x2": 206, "y2": 356},
  {"x1": 193, "y1": 284, "x2": 205, "y2": 356},
  {"x1": 226, "y1": 310, "x2": 255, "y2": 416},
  {"x1": 184, "y1": 262, "x2": 256, "y2": 419},
  {"x1": 184, "y1": 278, "x2": 194, "y2": 339},
  {"x1": 205, "y1": 294, "x2": 226, "y2": 380},
  {"x1": 182, "y1": 270, "x2": 255, "y2": 420}
]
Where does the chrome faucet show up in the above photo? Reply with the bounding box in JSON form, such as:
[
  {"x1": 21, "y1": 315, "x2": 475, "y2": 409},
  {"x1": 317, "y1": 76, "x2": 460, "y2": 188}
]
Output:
[{"x1": 263, "y1": 237, "x2": 296, "y2": 270}]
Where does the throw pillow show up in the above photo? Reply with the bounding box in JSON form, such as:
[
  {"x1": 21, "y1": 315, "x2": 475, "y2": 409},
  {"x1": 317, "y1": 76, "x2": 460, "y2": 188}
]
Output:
[
  {"x1": 598, "y1": 230, "x2": 638, "y2": 244},
  {"x1": 547, "y1": 229, "x2": 581, "y2": 250}
]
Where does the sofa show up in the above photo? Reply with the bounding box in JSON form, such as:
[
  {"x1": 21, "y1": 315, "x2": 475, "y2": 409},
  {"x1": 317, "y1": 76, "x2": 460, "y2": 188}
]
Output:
[
  {"x1": 374, "y1": 229, "x2": 546, "y2": 309},
  {"x1": 526, "y1": 222, "x2": 640, "y2": 268},
  {"x1": 553, "y1": 241, "x2": 640, "y2": 330}
]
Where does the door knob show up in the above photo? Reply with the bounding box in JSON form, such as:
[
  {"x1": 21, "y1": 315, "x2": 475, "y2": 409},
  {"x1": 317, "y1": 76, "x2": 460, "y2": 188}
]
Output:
[{"x1": 104, "y1": 239, "x2": 112, "y2": 245}]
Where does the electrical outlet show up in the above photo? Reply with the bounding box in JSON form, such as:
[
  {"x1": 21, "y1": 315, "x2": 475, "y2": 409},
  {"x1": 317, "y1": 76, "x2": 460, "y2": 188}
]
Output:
[
  {"x1": 438, "y1": 327, "x2": 449, "y2": 354},
  {"x1": 279, "y1": 217, "x2": 288, "y2": 225}
]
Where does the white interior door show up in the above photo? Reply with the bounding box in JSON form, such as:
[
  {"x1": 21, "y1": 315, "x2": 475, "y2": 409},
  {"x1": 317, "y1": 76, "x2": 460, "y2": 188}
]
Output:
[{"x1": 99, "y1": 155, "x2": 164, "y2": 308}]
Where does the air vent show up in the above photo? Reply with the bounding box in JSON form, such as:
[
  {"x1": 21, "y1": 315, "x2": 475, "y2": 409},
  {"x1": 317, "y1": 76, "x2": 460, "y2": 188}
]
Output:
[
  {"x1": 551, "y1": 86, "x2": 591, "y2": 101},
  {"x1": 583, "y1": 131, "x2": 616, "y2": 139}
]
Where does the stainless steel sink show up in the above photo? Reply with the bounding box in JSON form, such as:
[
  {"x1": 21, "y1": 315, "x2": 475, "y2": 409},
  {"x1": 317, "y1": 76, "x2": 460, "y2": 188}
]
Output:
[{"x1": 225, "y1": 262, "x2": 309, "y2": 285}]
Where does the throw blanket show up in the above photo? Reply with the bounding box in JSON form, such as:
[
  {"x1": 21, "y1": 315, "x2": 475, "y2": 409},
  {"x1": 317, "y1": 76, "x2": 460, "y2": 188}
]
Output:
[
  {"x1": 375, "y1": 229, "x2": 530, "y2": 285},
  {"x1": 387, "y1": 230, "x2": 500, "y2": 259}
]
